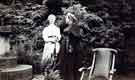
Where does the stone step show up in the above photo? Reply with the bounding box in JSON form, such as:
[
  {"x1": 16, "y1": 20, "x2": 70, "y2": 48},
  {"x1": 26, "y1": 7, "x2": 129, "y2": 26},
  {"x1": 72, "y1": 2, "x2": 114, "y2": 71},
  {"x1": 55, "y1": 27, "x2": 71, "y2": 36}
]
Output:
[
  {"x1": 0, "y1": 65, "x2": 32, "y2": 80},
  {"x1": 0, "y1": 56, "x2": 17, "y2": 68}
]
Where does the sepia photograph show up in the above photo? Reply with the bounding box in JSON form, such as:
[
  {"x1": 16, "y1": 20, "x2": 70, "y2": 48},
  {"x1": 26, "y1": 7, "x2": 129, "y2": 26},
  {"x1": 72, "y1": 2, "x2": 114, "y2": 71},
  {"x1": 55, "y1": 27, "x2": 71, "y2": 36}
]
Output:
[{"x1": 0, "y1": 0, "x2": 135, "y2": 80}]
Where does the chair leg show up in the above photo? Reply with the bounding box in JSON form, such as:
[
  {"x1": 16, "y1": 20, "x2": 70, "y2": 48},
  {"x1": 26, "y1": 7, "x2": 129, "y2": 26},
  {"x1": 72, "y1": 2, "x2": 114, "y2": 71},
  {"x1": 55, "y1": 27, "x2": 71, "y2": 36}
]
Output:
[
  {"x1": 109, "y1": 54, "x2": 116, "y2": 80},
  {"x1": 88, "y1": 53, "x2": 96, "y2": 80},
  {"x1": 80, "y1": 71, "x2": 85, "y2": 80},
  {"x1": 109, "y1": 75, "x2": 113, "y2": 80}
]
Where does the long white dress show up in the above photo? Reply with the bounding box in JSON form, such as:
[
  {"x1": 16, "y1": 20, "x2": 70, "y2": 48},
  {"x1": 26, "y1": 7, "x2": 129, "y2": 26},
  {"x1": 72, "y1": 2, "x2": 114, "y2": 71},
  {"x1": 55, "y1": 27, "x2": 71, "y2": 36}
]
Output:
[{"x1": 42, "y1": 24, "x2": 61, "y2": 66}]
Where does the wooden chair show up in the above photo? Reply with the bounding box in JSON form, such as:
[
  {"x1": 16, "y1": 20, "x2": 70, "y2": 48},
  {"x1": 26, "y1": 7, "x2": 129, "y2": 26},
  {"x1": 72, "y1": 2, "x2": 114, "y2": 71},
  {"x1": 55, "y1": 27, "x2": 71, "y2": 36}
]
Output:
[{"x1": 79, "y1": 48, "x2": 117, "y2": 80}]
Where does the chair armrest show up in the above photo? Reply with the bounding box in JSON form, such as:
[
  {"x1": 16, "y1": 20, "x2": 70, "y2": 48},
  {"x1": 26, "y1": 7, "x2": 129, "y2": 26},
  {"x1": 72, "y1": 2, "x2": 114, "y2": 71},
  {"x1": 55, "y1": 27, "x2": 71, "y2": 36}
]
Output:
[
  {"x1": 109, "y1": 69, "x2": 116, "y2": 75},
  {"x1": 78, "y1": 66, "x2": 91, "y2": 72}
]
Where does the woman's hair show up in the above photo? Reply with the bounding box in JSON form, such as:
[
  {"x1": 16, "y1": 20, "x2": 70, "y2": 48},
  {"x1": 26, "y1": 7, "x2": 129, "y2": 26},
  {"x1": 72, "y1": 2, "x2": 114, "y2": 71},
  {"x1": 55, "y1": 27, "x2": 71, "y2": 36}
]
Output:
[{"x1": 65, "y1": 13, "x2": 77, "y2": 24}]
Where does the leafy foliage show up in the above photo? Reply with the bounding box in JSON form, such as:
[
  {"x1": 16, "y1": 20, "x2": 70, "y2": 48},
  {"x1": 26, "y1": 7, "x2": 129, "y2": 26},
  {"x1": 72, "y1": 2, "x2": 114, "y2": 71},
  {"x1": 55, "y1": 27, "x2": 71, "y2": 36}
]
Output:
[
  {"x1": 44, "y1": 70, "x2": 63, "y2": 80},
  {"x1": 62, "y1": 3, "x2": 124, "y2": 48},
  {"x1": 0, "y1": 0, "x2": 134, "y2": 77},
  {"x1": 0, "y1": 2, "x2": 48, "y2": 73}
]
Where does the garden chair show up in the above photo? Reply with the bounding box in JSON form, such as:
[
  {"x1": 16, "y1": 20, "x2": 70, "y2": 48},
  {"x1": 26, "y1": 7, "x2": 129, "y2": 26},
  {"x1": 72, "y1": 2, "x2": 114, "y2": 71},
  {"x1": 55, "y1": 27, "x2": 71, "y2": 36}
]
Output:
[{"x1": 79, "y1": 48, "x2": 117, "y2": 80}]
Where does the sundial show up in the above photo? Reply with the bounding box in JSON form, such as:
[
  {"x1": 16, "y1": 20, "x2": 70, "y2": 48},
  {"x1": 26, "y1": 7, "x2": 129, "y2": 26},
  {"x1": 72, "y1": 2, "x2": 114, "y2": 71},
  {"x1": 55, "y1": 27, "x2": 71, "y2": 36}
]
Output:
[{"x1": 0, "y1": 26, "x2": 32, "y2": 80}]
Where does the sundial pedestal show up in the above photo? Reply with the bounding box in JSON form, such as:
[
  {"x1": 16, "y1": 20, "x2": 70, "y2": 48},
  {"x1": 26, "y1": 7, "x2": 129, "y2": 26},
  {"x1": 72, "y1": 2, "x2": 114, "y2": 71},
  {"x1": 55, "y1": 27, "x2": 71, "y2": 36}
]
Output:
[
  {"x1": 0, "y1": 56, "x2": 17, "y2": 69},
  {"x1": 0, "y1": 56, "x2": 33, "y2": 80},
  {"x1": 0, "y1": 26, "x2": 33, "y2": 80}
]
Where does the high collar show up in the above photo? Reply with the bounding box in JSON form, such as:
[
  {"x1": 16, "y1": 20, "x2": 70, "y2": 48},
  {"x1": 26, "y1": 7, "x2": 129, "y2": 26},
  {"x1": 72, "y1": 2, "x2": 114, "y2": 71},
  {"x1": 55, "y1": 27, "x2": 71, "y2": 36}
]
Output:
[{"x1": 48, "y1": 24, "x2": 56, "y2": 27}]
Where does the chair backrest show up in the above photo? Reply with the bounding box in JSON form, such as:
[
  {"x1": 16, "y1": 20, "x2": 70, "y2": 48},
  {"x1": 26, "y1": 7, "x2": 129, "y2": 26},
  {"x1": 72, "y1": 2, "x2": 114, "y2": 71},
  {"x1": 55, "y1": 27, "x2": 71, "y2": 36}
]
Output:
[{"x1": 92, "y1": 48, "x2": 117, "y2": 79}]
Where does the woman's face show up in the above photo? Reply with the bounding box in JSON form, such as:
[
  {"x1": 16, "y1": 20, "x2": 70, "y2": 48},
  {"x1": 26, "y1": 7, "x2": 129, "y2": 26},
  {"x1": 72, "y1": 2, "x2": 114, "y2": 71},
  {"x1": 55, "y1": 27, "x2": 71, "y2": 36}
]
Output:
[
  {"x1": 48, "y1": 15, "x2": 56, "y2": 24},
  {"x1": 66, "y1": 16, "x2": 73, "y2": 24}
]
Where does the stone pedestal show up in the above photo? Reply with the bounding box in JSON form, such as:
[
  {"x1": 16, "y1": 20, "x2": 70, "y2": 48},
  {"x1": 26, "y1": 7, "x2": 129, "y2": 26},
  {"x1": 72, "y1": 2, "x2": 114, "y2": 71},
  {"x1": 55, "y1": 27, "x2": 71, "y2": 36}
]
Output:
[
  {"x1": 0, "y1": 56, "x2": 33, "y2": 80},
  {"x1": 0, "y1": 57, "x2": 17, "y2": 68},
  {"x1": 0, "y1": 26, "x2": 32, "y2": 80}
]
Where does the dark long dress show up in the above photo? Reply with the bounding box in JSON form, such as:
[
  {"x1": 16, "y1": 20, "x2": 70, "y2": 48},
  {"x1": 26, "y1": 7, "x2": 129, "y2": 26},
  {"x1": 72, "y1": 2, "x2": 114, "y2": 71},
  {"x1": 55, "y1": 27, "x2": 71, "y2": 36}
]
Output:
[{"x1": 59, "y1": 24, "x2": 83, "y2": 80}]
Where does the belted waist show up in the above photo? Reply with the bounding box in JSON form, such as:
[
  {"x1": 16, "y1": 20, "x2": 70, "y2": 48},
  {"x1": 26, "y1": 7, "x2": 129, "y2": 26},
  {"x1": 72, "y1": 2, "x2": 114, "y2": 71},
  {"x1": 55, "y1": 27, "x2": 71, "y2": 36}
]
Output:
[
  {"x1": 45, "y1": 41, "x2": 56, "y2": 44},
  {"x1": 48, "y1": 36, "x2": 57, "y2": 38}
]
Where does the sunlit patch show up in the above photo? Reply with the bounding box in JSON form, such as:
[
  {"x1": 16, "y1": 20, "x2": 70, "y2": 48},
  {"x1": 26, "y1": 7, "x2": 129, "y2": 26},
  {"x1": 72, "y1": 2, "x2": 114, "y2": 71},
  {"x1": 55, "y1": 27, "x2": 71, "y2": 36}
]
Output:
[{"x1": 0, "y1": 36, "x2": 10, "y2": 57}]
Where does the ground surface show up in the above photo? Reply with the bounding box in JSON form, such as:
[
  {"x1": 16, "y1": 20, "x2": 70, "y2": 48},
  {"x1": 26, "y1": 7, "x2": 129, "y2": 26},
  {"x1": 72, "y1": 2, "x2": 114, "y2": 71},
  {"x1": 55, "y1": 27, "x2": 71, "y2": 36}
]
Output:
[
  {"x1": 32, "y1": 75, "x2": 44, "y2": 80},
  {"x1": 113, "y1": 72, "x2": 135, "y2": 80},
  {"x1": 32, "y1": 72, "x2": 135, "y2": 80}
]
